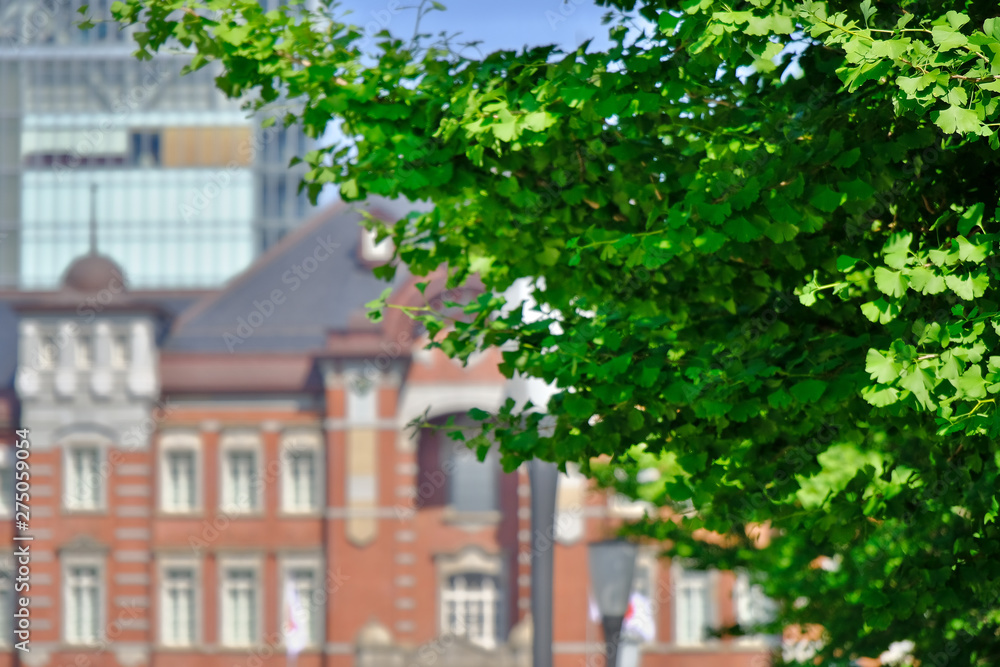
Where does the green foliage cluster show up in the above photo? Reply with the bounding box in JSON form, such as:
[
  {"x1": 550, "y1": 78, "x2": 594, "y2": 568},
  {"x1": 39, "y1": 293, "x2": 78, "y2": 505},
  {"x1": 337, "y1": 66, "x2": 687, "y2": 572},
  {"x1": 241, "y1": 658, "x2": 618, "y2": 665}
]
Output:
[{"x1": 107, "y1": 0, "x2": 1000, "y2": 663}]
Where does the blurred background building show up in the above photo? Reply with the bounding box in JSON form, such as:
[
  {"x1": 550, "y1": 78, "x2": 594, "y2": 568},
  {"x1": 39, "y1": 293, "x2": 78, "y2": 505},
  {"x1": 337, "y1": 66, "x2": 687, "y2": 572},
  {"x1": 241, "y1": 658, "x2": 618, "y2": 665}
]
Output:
[
  {"x1": 0, "y1": 199, "x2": 775, "y2": 667},
  {"x1": 0, "y1": 2, "x2": 778, "y2": 666},
  {"x1": 0, "y1": 0, "x2": 312, "y2": 289}
]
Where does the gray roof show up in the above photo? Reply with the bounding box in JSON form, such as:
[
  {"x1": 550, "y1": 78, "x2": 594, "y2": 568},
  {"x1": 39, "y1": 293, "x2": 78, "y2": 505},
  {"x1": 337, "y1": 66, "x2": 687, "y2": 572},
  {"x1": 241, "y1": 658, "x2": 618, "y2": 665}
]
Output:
[
  {"x1": 163, "y1": 198, "x2": 418, "y2": 354},
  {"x1": 0, "y1": 197, "x2": 427, "y2": 388}
]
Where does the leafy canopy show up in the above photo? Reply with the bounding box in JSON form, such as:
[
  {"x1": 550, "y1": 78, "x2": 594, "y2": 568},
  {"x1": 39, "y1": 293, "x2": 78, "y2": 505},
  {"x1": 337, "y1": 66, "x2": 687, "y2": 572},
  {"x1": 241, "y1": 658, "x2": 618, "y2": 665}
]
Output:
[{"x1": 108, "y1": 0, "x2": 1000, "y2": 663}]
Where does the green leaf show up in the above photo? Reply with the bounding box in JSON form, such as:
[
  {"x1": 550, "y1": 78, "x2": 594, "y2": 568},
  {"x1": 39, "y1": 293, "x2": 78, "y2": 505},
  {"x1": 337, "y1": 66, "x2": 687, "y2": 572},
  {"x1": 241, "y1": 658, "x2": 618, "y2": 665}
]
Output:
[
  {"x1": 956, "y1": 236, "x2": 989, "y2": 263},
  {"x1": 859, "y1": 0, "x2": 875, "y2": 25},
  {"x1": 956, "y1": 364, "x2": 987, "y2": 399},
  {"x1": 945, "y1": 271, "x2": 989, "y2": 300},
  {"x1": 340, "y1": 179, "x2": 359, "y2": 199},
  {"x1": 934, "y1": 105, "x2": 981, "y2": 135},
  {"x1": 809, "y1": 186, "x2": 845, "y2": 213},
  {"x1": 932, "y1": 26, "x2": 969, "y2": 51},
  {"x1": 883, "y1": 233, "x2": 913, "y2": 269},
  {"x1": 958, "y1": 203, "x2": 985, "y2": 235},
  {"x1": 906, "y1": 266, "x2": 946, "y2": 294},
  {"x1": 523, "y1": 111, "x2": 556, "y2": 133},
  {"x1": 866, "y1": 349, "x2": 901, "y2": 384},
  {"x1": 792, "y1": 379, "x2": 828, "y2": 403},
  {"x1": 874, "y1": 267, "x2": 908, "y2": 298},
  {"x1": 468, "y1": 407, "x2": 490, "y2": 420},
  {"x1": 837, "y1": 255, "x2": 861, "y2": 272}
]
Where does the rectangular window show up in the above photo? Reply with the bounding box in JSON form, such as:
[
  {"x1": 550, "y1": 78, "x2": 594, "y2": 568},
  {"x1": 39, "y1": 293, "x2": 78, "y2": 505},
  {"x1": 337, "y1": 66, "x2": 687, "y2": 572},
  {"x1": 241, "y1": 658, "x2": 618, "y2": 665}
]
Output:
[
  {"x1": 129, "y1": 130, "x2": 161, "y2": 166},
  {"x1": 674, "y1": 567, "x2": 711, "y2": 646},
  {"x1": 65, "y1": 447, "x2": 101, "y2": 510},
  {"x1": 163, "y1": 450, "x2": 196, "y2": 512},
  {"x1": 65, "y1": 565, "x2": 101, "y2": 644},
  {"x1": 221, "y1": 567, "x2": 258, "y2": 646},
  {"x1": 283, "y1": 449, "x2": 316, "y2": 513},
  {"x1": 284, "y1": 567, "x2": 319, "y2": 647},
  {"x1": 162, "y1": 567, "x2": 196, "y2": 646},
  {"x1": 223, "y1": 450, "x2": 258, "y2": 512},
  {"x1": 441, "y1": 573, "x2": 500, "y2": 649}
]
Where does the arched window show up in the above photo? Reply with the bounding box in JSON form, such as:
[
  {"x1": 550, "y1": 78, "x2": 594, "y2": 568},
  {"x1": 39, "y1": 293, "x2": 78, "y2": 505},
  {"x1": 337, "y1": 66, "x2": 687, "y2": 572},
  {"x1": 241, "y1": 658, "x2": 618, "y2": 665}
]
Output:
[
  {"x1": 437, "y1": 547, "x2": 505, "y2": 649},
  {"x1": 417, "y1": 414, "x2": 500, "y2": 518}
]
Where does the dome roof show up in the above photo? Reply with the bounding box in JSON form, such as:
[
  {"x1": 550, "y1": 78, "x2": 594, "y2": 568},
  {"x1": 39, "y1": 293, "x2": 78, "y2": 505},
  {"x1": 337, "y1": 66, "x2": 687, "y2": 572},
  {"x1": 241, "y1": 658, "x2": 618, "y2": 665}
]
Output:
[{"x1": 61, "y1": 254, "x2": 126, "y2": 293}]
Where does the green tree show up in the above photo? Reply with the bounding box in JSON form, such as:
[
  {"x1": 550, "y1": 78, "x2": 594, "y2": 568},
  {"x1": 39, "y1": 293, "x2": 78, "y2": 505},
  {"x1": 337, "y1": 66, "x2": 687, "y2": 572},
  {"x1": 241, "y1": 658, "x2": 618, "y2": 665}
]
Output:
[{"x1": 108, "y1": 0, "x2": 1000, "y2": 663}]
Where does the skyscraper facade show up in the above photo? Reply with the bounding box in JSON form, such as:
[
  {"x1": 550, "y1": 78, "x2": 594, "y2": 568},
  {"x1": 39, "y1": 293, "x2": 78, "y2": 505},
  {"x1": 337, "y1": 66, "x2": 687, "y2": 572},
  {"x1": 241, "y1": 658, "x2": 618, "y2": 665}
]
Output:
[{"x1": 0, "y1": 0, "x2": 312, "y2": 289}]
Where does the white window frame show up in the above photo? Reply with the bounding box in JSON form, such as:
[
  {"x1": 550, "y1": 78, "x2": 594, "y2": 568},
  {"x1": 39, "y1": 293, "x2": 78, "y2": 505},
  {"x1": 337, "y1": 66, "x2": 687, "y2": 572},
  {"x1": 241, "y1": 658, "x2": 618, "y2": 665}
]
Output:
[
  {"x1": 157, "y1": 555, "x2": 201, "y2": 648},
  {"x1": 733, "y1": 571, "x2": 776, "y2": 646},
  {"x1": 62, "y1": 438, "x2": 108, "y2": 512},
  {"x1": 280, "y1": 430, "x2": 323, "y2": 515},
  {"x1": 436, "y1": 547, "x2": 504, "y2": 650},
  {"x1": 62, "y1": 553, "x2": 105, "y2": 647},
  {"x1": 279, "y1": 554, "x2": 323, "y2": 649},
  {"x1": 159, "y1": 431, "x2": 202, "y2": 515},
  {"x1": 218, "y1": 555, "x2": 263, "y2": 648},
  {"x1": 219, "y1": 431, "x2": 263, "y2": 515},
  {"x1": 672, "y1": 562, "x2": 717, "y2": 647}
]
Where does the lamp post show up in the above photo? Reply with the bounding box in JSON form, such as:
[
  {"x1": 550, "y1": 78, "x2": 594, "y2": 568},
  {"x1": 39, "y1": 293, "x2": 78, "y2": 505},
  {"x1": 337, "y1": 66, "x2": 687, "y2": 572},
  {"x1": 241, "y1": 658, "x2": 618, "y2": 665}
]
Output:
[
  {"x1": 529, "y1": 458, "x2": 558, "y2": 667},
  {"x1": 503, "y1": 277, "x2": 560, "y2": 667},
  {"x1": 588, "y1": 539, "x2": 639, "y2": 667}
]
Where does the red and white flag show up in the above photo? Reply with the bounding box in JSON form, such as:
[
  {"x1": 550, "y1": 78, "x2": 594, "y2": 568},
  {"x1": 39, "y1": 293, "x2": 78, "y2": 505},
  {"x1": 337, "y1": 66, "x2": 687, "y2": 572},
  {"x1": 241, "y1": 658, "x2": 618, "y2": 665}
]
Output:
[
  {"x1": 622, "y1": 592, "x2": 655, "y2": 642},
  {"x1": 284, "y1": 578, "x2": 308, "y2": 662}
]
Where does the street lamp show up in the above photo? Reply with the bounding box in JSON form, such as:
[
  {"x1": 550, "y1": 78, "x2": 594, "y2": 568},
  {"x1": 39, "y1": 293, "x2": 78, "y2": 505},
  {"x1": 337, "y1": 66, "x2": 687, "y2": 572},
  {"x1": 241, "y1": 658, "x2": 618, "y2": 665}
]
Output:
[{"x1": 588, "y1": 539, "x2": 638, "y2": 667}]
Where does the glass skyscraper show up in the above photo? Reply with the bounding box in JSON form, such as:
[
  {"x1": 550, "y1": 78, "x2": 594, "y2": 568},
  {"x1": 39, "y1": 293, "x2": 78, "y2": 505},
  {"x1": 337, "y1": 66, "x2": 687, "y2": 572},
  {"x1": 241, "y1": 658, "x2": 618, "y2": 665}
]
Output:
[{"x1": 0, "y1": 0, "x2": 312, "y2": 289}]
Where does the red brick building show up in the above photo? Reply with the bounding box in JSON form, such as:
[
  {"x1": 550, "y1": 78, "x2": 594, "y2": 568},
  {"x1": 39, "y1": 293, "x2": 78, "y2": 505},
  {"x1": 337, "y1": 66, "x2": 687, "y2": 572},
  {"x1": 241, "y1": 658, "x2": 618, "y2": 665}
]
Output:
[{"x1": 0, "y1": 199, "x2": 774, "y2": 667}]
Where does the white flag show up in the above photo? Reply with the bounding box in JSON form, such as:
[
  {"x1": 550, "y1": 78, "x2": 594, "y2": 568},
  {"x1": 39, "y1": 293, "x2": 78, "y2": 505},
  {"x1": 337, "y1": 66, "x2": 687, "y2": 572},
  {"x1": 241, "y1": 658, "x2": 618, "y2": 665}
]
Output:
[
  {"x1": 621, "y1": 592, "x2": 655, "y2": 643},
  {"x1": 588, "y1": 591, "x2": 601, "y2": 623},
  {"x1": 284, "y1": 578, "x2": 308, "y2": 658}
]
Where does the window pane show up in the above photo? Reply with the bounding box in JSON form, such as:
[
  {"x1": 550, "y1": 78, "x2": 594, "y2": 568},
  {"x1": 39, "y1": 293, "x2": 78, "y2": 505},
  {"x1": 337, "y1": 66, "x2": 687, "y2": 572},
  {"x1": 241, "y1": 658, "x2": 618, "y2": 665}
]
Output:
[
  {"x1": 163, "y1": 567, "x2": 195, "y2": 645},
  {"x1": 68, "y1": 447, "x2": 101, "y2": 509},
  {"x1": 223, "y1": 568, "x2": 256, "y2": 645},
  {"x1": 449, "y1": 446, "x2": 498, "y2": 513},
  {"x1": 225, "y1": 451, "x2": 257, "y2": 511},
  {"x1": 67, "y1": 565, "x2": 100, "y2": 644},
  {"x1": 285, "y1": 450, "x2": 315, "y2": 512},
  {"x1": 441, "y1": 573, "x2": 500, "y2": 649},
  {"x1": 165, "y1": 450, "x2": 196, "y2": 511}
]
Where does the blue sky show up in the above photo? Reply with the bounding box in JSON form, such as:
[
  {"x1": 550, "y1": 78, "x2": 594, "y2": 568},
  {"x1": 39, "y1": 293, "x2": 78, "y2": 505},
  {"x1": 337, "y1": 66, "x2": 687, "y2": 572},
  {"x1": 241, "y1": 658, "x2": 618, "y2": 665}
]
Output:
[{"x1": 332, "y1": 0, "x2": 619, "y2": 55}]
